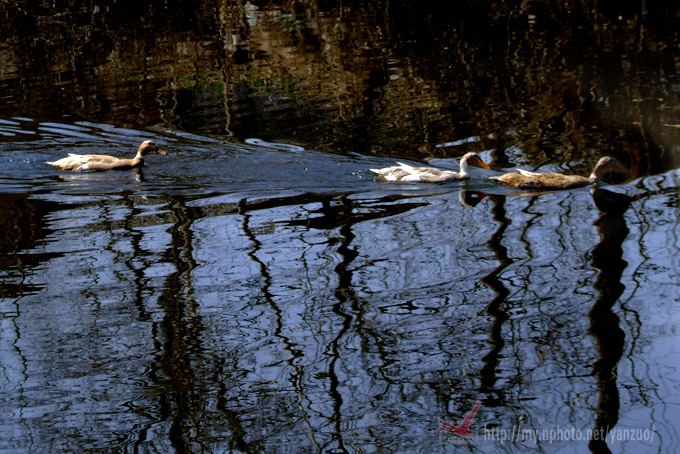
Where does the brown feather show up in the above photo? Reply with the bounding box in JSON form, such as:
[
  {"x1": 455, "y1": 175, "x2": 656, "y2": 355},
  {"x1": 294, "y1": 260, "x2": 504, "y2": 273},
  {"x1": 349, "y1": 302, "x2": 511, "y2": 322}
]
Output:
[
  {"x1": 491, "y1": 172, "x2": 592, "y2": 189},
  {"x1": 47, "y1": 140, "x2": 164, "y2": 172},
  {"x1": 491, "y1": 157, "x2": 625, "y2": 190}
]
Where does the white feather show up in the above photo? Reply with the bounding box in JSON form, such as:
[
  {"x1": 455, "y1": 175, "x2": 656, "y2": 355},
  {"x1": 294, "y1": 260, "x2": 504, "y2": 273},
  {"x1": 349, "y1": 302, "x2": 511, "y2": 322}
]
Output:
[{"x1": 517, "y1": 168, "x2": 542, "y2": 177}]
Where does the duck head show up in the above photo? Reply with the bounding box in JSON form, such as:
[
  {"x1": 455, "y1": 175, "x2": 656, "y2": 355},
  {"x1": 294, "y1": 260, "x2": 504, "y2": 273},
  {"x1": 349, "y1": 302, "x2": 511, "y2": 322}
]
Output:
[
  {"x1": 590, "y1": 156, "x2": 626, "y2": 181},
  {"x1": 137, "y1": 140, "x2": 166, "y2": 157},
  {"x1": 460, "y1": 152, "x2": 491, "y2": 171}
]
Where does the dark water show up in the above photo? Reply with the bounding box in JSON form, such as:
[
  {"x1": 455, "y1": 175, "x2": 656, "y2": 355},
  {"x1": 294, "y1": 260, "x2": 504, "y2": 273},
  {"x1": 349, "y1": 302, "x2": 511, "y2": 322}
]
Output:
[{"x1": 1, "y1": 2, "x2": 680, "y2": 453}]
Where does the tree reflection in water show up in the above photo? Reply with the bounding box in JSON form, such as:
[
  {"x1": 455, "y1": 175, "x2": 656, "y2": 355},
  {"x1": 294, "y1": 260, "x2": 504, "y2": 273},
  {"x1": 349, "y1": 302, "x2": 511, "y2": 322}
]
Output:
[
  {"x1": 587, "y1": 188, "x2": 630, "y2": 453},
  {"x1": 1, "y1": 1, "x2": 679, "y2": 453}
]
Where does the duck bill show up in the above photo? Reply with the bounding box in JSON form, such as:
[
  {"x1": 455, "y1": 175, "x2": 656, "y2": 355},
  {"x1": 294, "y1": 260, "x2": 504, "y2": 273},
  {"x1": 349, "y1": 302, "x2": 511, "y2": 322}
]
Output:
[
  {"x1": 478, "y1": 162, "x2": 490, "y2": 170},
  {"x1": 156, "y1": 149, "x2": 167, "y2": 155}
]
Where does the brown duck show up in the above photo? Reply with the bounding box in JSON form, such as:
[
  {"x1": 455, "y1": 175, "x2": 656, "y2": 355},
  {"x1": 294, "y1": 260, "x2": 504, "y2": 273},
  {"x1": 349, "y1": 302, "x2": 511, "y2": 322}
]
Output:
[
  {"x1": 370, "y1": 152, "x2": 490, "y2": 183},
  {"x1": 46, "y1": 140, "x2": 165, "y2": 171},
  {"x1": 490, "y1": 157, "x2": 625, "y2": 190}
]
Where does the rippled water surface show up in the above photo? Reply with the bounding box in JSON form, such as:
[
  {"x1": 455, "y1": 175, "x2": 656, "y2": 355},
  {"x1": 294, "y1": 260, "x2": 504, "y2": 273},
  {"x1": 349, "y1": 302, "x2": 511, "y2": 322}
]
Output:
[
  {"x1": 1, "y1": 119, "x2": 678, "y2": 453},
  {"x1": 2, "y1": 2, "x2": 680, "y2": 453}
]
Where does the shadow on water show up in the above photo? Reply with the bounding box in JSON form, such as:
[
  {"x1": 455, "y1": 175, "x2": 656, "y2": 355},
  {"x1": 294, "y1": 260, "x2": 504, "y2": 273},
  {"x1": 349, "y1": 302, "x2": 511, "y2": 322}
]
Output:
[
  {"x1": 154, "y1": 197, "x2": 205, "y2": 453},
  {"x1": 239, "y1": 198, "x2": 305, "y2": 453},
  {"x1": 587, "y1": 188, "x2": 630, "y2": 454},
  {"x1": 0, "y1": 194, "x2": 67, "y2": 298},
  {"x1": 325, "y1": 196, "x2": 358, "y2": 454},
  {"x1": 109, "y1": 188, "x2": 437, "y2": 452},
  {"x1": 246, "y1": 193, "x2": 431, "y2": 453},
  {"x1": 479, "y1": 194, "x2": 511, "y2": 405}
]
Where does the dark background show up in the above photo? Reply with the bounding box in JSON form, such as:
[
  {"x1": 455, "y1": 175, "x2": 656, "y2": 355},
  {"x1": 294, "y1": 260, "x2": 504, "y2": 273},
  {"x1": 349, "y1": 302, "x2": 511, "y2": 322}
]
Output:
[{"x1": 2, "y1": 1, "x2": 679, "y2": 177}]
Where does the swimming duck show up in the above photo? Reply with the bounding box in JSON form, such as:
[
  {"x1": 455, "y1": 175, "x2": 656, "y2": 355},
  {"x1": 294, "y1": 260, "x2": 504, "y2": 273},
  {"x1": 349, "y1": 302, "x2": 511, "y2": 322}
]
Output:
[
  {"x1": 490, "y1": 156, "x2": 625, "y2": 190},
  {"x1": 370, "y1": 152, "x2": 490, "y2": 182},
  {"x1": 46, "y1": 140, "x2": 165, "y2": 171}
]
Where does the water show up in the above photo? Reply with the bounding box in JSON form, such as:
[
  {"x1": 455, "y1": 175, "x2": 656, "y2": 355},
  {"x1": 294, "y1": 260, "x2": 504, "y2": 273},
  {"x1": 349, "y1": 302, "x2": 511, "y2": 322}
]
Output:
[
  {"x1": 1, "y1": 119, "x2": 677, "y2": 453},
  {"x1": 2, "y1": 2, "x2": 680, "y2": 453}
]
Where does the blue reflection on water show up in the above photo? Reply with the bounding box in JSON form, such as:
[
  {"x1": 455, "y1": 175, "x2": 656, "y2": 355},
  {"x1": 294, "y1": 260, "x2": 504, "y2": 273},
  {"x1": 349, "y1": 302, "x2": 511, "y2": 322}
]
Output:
[{"x1": 0, "y1": 119, "x2": 678, "y2": 453}]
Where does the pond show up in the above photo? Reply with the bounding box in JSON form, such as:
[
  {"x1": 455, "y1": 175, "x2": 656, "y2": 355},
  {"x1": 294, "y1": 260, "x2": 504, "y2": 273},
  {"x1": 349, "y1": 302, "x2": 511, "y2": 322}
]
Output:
[{"x1": 1, "y1": 2, "x2": 679, "y2": 453}]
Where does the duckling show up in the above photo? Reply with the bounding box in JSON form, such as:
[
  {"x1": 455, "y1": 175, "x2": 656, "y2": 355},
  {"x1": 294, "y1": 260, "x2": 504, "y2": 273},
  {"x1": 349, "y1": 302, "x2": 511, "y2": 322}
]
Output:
[
  {"x1": 490, "y1": 156, "x2": 625, "y2": 190},
  {"x1": 370, "y1": 152, "x2": 490, "y2": 183},
  {"x1": 46, "y1": 140, "x2": 165, "y2": 171}
]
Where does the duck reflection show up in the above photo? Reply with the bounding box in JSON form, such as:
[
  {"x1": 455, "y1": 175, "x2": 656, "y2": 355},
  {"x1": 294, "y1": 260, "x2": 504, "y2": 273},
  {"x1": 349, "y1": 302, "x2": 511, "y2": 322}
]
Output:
[
  {"x1": 587, "y1": 187, "x2": 631, "y2": 453},
  {"x1": 53, "y1": 166, "x2": 147, "y2": 183},
  {"x1": 458, "y1": 189, "x2": 488, "y2": 208}
]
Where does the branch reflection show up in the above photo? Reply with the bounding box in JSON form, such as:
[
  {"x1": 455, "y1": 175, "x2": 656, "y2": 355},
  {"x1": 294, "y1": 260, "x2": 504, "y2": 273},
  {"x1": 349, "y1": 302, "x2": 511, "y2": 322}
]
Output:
[
  {"x1": 480, "y1": 194, "x2": 512, "y2": 404},
  {"x1": 587, "y1": 187, "x2": 631, "y2": 454}
]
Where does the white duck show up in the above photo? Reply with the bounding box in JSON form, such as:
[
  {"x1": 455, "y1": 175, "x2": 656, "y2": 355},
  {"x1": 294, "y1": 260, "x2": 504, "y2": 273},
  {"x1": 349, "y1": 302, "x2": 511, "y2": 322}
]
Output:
[{"x1": 370, "y1": 152, "x2": 490, "y2": 182}]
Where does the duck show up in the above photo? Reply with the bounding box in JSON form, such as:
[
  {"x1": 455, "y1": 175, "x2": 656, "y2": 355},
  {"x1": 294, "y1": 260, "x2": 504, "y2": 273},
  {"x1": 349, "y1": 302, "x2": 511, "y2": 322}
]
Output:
[
  {"x1": 46, "y1": 140, "x2": 165, "y2": 171},
  {"x1": 489, "y1": 156, "x2": 625, "y2": 190},
  {"x1": 370, "y1": 152, "x2": 490, "y2": 182}
]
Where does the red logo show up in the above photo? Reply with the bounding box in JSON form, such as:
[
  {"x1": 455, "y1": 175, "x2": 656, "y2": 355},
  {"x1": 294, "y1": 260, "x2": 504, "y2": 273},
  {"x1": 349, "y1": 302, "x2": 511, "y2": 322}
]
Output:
[{"x1": 438, "y1": 401, "x2": 481, "y2": 437}]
